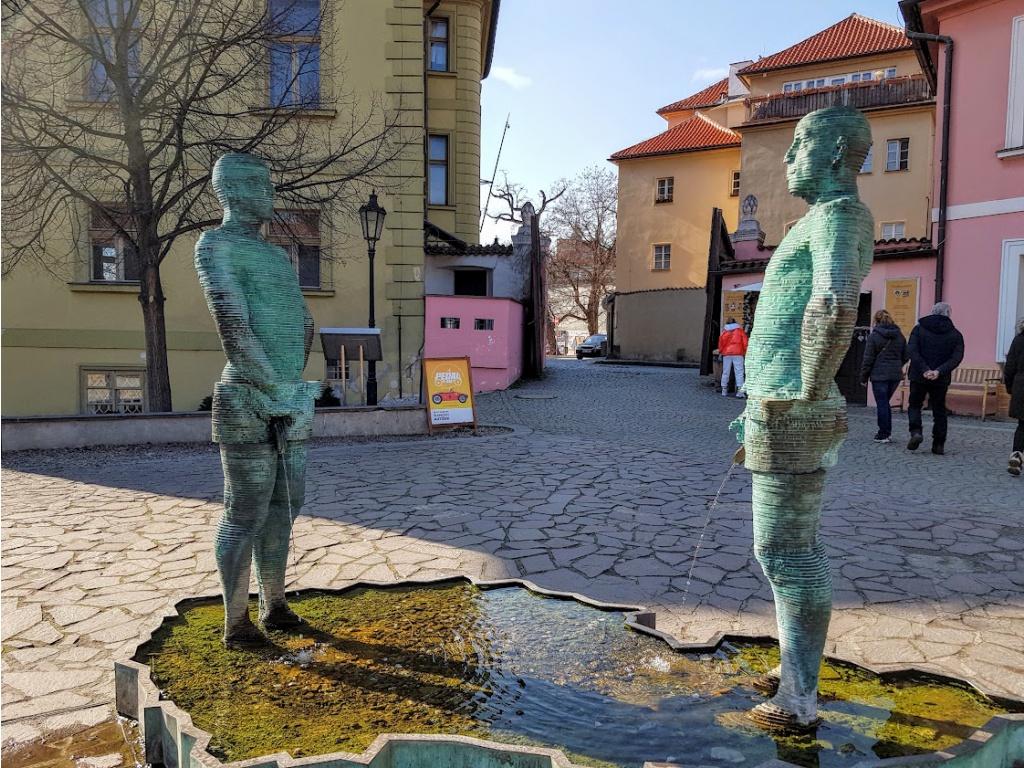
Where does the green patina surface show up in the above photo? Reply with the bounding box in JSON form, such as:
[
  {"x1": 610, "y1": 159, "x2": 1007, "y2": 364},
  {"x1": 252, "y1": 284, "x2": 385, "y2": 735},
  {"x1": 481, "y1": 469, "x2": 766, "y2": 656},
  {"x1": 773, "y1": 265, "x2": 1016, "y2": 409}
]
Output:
[{"x1": 135, "y1": 583, "x2": 1021, "y2": 768}]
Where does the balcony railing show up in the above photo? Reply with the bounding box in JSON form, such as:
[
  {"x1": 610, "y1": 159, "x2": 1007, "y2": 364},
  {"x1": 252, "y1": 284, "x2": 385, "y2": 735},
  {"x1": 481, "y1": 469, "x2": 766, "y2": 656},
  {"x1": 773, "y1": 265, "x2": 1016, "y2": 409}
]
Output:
[{"x1": 746, "y1": 76, "x2": 933, "y2": 124}]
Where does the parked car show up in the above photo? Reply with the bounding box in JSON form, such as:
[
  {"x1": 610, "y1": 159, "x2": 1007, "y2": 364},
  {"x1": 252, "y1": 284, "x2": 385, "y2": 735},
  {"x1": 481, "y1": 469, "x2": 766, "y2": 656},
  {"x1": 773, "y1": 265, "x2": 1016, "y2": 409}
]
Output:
[{"x1": 576, "y1": 334, "x2": 607, "y2": 359}]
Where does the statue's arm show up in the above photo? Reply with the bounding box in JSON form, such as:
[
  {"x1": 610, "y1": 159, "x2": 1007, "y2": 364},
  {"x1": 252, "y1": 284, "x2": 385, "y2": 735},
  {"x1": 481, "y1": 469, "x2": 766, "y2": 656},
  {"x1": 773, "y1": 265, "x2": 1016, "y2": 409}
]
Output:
[
  {"x1": 800, "y1": 202, "x2": 873, "y2": 400},
  {"x1": 196, "y1": 235, "x2": 281, "y2": 399}
]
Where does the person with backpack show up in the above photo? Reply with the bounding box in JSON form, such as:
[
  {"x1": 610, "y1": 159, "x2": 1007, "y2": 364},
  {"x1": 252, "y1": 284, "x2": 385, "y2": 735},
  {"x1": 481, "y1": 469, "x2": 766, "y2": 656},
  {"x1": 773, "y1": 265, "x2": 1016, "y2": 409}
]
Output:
[{"x1": 859, "y1": 309, "x2": 909, "y2": 443}]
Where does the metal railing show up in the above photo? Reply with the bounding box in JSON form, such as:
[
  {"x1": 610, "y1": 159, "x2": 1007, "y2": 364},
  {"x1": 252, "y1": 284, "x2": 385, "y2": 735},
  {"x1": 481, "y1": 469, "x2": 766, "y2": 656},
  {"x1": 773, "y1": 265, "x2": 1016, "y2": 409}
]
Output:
[{"x1": 746, "y1": 76, "x2": 933, "y2": 123}]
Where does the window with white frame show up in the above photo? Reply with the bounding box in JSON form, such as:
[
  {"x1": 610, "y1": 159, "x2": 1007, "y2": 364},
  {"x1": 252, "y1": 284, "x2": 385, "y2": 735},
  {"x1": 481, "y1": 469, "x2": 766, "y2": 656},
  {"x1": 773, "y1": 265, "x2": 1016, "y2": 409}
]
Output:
[
  {"x1": 268, "y1": 0, "x2": 320, "y2": 108},
  {"x1": 89, "y1": 206, "x2": 139, "y2": 282},
  {"x1": 655, "y1": 177, "x2": 673, "y2": 203},
  {"x1": 428, "y1": 134, "x2": 449, "y2": 205},
  {"x1": 1006, "y1": 16, "x2": 1024, "y2": 151},
  {"x1": 83, "y1": 369, "x2": 145, "y2": 414},
  {"x1": 860, "y1": 145, "x2": 873, "y2": 174},
  {"x1": 269, "y1": 210, "x2": 322, "y2": 288},
  {"x1": 428, "y1": 17, "x2": 449, "y2": 72},
  {"x1": 653, "y1": 244, "x2": 671, "y2": 270},
  {"x1": 886, "y1": 138, "x2": 909, "y2": 171},
  {"x1": 783, "y1": 67, "x2": 896, "y2": 93},
  {"x1": 881, "y1": 221, "x2": 905, "y2": 240},
  {"x1": 730, "y1": 171, "x2": 741, "y2": 197},
  {"x1": 84, "y1": 0, "x2": 141, "y2": 101}
]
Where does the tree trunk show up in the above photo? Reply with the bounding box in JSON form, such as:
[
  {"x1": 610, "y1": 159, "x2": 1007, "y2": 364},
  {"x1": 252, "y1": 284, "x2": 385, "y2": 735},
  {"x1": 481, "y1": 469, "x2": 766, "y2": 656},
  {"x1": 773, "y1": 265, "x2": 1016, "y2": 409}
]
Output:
[{"x1": 139, "y1": 262, "x2": 173, "y2": 412}]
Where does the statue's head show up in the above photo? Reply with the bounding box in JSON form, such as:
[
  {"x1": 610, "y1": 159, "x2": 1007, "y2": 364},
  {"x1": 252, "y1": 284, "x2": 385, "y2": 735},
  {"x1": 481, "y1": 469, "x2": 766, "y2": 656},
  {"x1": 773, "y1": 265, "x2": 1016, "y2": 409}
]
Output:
[
  {"x1": 211, "y1": 153, "x2": 275, "y2": 222},
  {"x1": 784, "y1": 106, "x2": 872, "y2": 201}
]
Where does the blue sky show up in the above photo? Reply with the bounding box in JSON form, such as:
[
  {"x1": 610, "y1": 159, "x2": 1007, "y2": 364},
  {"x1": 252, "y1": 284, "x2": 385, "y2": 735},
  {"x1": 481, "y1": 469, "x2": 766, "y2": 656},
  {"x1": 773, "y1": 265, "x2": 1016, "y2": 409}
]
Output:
[{"x1": 478, "y1": 0, "x2": 909, "y2": 242}]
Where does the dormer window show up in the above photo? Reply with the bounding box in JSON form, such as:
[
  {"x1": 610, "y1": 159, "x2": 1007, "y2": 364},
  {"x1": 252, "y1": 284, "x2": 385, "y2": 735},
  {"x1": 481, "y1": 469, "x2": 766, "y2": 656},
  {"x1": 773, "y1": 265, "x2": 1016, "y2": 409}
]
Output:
[{"x1": 655, "y1": 177, "x2": 674, "y2": 203}]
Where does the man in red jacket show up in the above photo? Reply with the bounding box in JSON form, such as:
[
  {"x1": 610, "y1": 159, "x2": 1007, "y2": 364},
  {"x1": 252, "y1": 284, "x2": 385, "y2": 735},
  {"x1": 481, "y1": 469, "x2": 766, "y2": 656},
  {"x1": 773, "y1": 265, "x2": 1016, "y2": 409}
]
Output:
[{"x1": 718, "y1": 318, "x2": 749, "y2": 397}]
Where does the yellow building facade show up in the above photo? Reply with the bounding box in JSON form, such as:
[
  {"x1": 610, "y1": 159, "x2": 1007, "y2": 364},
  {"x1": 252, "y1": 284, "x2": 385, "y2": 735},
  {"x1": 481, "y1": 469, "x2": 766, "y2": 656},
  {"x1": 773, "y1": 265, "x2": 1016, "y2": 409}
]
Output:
[
  {"x1": 1, "y1": 0, "x2": 499, "y2": 417},
  {"x1": 611, "y1": 14, "x2": 936, "y2": 299}
]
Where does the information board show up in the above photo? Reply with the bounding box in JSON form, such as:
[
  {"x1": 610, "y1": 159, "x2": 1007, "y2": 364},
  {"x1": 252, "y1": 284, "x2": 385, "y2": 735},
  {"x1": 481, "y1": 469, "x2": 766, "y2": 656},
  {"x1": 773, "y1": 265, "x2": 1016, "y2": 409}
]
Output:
[
  {"x1": 885, "y1": 278, "x2": 919, "y2": 339},
  {"x1": 423, "y1": 357, "x2": 476, "y2": 432}
]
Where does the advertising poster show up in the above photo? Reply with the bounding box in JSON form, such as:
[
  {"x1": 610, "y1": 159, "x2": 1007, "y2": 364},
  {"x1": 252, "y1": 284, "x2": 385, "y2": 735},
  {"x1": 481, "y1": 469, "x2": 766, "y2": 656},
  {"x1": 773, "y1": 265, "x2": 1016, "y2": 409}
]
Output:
[
  {"x1": 885, "y1": 278, "x2": 919, "y2": 338},
  {"x1": 721, "y1": 291, "x2": 747, "y2": 327},
  {"x1": 424, "y1": 357, "x2": 476, "y2": 431}
]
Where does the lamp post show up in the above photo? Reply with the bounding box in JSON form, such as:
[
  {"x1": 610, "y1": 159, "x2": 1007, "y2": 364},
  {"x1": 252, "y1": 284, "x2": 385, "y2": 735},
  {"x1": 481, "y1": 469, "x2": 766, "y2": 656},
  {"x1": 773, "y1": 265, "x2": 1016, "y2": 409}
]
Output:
[{"x1": 358, "y1": 192, "x2": 386, "y2": 405}]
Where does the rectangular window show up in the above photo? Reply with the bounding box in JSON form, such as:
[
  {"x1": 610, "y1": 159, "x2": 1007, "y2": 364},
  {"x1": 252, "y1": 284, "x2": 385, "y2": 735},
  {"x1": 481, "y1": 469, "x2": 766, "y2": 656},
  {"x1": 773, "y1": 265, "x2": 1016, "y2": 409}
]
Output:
[
  {"x1": 653, "y1": 244, "x2": 671, "y2": 271},
  {"x1": 89, "y1": 206, "x2": 139, "y2": 282},
  {"x1": 440, "y1": 317, "x2": 460, "y2": 329},
  {"x1": 428, "y1": 17, "x2": 449, "y2": 72},
  {"x1": 428, "y1": 134, "x2": 449, "y2": 205},
  {"x1": 886, "y1": 138, "x2": 909, "y2": 171},
  {"x1": 655, "y1": 177, "x2": 673, "y2": 202},
  {"x1": 269, "y1": 210, "x2": 322, "y2": 288},
  {"x1": 885, "y1": 67, "x2": 897, "y2": 78},
  {"x1": 882, "y1": 221, "x2": 906, "y2": 240},
  {"x1": 860, "y1": 145, "x2": 873, "y2": 174},
  {"x1": 268, "y1": 0, "x2": 320, "y2": 107},
  {"x1": 831, "y1": 76, "x2": 846, "y2": 86},
  {"x1": 1006, "y1": 16, "x2": 1024, "y2": 151},
  {"x1": 453, "y1": 268, "x2": 488, "y2": 296},
  {"x1": 83, "y1": 369, "x2": 145, "y2": 414},
  {"x1": 730, "y1": 171, "x2": 741, "y2": 197},
  {"x1": 474, "y1": 319, "x2": 494, "y2": 331},
  {"x1": 325, "y1": 360, "x2": 350, "y2": 380},
  {"x1": 84, "y1": 0, "x2": 141, "y2": 101}
]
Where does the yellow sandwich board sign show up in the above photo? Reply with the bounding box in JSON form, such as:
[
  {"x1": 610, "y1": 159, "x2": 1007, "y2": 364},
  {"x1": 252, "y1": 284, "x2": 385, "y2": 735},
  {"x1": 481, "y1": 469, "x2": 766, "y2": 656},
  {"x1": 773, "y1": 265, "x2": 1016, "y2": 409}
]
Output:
[{"x1": 423, "y1": 357, "x2": 476, "y2": 433}]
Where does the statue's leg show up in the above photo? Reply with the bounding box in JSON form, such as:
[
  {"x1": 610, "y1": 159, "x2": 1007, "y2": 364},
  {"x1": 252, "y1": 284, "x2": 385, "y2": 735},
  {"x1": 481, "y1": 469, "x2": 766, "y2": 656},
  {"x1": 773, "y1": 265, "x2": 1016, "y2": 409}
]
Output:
[
  {"x1": 751, "y1": 469, "x2": 831, "y2": 729},
  {"x1": 217, "y1": 443, "x2": 277, "y2": 645},
  {"x1": 254, "y1": 440, "x2": 308, "y2": 629}
]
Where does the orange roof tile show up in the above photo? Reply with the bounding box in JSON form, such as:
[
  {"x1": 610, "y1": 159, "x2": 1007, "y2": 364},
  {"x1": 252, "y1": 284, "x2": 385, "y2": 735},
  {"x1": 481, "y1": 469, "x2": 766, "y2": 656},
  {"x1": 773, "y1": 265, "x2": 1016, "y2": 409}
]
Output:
[
  {"x1": 738, "y1": 14, "x2": 912, "y2": 76},
  {"x1": 610, "y1": 113, "x2": 740, "y2": 161},
  {"x1": 657, "y1": 77, "x2": 730, "y2": 115}
]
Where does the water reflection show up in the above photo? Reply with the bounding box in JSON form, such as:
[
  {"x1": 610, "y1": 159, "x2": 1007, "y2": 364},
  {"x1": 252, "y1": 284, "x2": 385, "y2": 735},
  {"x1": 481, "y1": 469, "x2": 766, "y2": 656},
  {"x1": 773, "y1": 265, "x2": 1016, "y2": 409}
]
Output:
[{"x1": 137, "y1": 582, "x2": 1021, "y2": 768}]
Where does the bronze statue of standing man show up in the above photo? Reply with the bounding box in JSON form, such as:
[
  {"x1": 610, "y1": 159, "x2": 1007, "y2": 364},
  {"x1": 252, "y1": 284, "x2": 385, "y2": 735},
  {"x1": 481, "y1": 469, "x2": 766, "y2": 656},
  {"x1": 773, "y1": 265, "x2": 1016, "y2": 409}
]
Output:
[
  {"x1": 733, "y1": 106, "x2": 874, "y2": 729},
  {"x1": 196, "y1": 153, "x2": 320, "y2": 647}
]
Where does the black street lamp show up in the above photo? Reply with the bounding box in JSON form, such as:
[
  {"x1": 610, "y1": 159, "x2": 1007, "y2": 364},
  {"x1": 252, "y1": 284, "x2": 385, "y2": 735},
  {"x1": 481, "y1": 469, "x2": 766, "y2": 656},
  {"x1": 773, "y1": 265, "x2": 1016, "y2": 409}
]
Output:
[{"x1": 358, "y1": 192, "x2": 386, "y2": 405}]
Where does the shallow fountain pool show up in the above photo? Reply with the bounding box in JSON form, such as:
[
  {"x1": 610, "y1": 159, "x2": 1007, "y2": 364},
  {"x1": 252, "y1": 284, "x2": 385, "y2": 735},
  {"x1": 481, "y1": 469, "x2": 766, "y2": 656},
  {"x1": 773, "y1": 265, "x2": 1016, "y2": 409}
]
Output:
[{"x1": 134, "y1": 581, "x2": 1023, "y2": 768}]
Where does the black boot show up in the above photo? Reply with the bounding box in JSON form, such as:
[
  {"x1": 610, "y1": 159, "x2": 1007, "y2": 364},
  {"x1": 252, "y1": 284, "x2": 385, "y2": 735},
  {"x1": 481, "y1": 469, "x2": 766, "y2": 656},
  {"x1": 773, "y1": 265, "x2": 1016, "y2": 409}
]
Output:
[
  {"x1": 908, "y1": 432, "x2": 923, "y2": 450},
  {"x1": 931, "y1": 443, "x2": 944, "y2": 455}
]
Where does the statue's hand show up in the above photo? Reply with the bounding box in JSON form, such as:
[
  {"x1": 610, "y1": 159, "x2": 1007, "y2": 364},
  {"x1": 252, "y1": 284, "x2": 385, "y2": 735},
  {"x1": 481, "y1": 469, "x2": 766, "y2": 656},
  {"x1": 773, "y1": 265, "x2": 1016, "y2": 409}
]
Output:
[{"x1": 760, "y1": 398, "x2": 796, "y2": 419}]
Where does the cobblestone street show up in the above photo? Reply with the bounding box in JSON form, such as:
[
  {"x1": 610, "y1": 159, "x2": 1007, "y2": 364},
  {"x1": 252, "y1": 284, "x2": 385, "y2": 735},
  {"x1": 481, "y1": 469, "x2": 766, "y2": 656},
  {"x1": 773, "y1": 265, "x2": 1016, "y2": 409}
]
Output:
[{"x1": 2, "y1": 358, "x2": 1022, "y2": 749}]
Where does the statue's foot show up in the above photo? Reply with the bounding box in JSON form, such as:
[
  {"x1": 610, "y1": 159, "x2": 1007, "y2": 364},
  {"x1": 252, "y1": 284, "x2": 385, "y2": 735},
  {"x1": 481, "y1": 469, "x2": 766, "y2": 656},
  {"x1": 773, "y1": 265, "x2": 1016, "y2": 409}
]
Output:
[
  {"x1": 748, "y1": 701, "x2": 820, "y2": 732},
  {"x1": 260, "y1": 604, "x2": 305, "y2": 631},
  {"x1": 223, "y1": 619, "x2": 267, "y2": 649},
  {"x1": 751, "y1": 665, "x2": 781, "y2": 696}
]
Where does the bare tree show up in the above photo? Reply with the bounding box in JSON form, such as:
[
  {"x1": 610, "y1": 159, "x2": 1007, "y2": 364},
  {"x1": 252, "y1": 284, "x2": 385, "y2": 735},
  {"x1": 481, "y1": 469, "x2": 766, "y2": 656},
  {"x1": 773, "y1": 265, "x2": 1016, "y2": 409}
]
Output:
[
  {"x1": 487, "y1": 173, "x2": 565, "y2": 228},
  {"x1": 2, "y1": 0, "x2": 409, "y2": 411},
  {"x1": 545, "y1": 166, "x2": 616, "y2": 336}
]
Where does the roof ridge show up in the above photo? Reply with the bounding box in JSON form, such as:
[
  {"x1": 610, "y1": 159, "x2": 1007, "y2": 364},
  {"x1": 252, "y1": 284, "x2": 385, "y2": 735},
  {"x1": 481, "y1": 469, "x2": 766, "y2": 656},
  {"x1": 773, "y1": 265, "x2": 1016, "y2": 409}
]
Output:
[
  {"x1": 692, "y1": 110, "x2": 740, "y2": 138},
  {"x1": 657, "y1": 76, "x2": 730, "y2": 114}
]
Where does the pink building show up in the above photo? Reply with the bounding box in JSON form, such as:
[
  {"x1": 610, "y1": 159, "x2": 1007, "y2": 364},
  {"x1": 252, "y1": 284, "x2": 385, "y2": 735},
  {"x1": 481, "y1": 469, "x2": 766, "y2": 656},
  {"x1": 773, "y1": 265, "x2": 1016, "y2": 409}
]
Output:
[
  {"x1": 902, "y1": 0, "x2": 1024, "y2": 365},
  {"x1": 424, "y1": 296, "x2": 524, "y2": 392}
]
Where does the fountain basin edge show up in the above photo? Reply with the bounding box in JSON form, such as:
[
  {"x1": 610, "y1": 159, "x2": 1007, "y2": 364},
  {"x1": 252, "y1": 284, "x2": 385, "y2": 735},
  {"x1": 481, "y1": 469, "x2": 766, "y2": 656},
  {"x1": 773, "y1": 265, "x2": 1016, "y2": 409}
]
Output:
[{"x1": 114, "y1": 575, "x2": 1024, "y2": 768}]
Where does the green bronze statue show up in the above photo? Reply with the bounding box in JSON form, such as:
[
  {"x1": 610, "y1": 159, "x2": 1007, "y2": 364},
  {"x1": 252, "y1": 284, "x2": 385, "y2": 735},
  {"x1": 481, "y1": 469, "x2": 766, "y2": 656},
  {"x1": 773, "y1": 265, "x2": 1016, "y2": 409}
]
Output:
[
  {"x1": 196, "y1": 153, "x2": 320, "y2": 647},
  {"x1": 732, "y1": 106, "x2": 874, "y2": 729}
]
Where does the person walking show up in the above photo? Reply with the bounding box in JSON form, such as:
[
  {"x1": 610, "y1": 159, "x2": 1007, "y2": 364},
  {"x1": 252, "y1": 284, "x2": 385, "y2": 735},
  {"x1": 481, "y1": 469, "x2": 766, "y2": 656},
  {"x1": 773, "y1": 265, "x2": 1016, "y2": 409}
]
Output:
[
  {"x1": 859, "y1": 309, "x2": 908, "y2": 443},
  {"x1": 906, "y1": 302, "x2": 965, "y2": 455},
  {"x1": 1003, "y1": 319, "x2": 1024, "y2": 476},
  {"x1": 718, "y1": 317, "x2": 749, "y2": 397}
]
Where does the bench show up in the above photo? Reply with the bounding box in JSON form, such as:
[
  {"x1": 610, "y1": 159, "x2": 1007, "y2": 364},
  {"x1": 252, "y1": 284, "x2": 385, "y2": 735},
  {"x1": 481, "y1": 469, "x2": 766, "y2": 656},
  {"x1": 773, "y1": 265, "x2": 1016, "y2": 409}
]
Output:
[{"x1": 894, "y1": 365, "x2": 1003, "y2": 420}]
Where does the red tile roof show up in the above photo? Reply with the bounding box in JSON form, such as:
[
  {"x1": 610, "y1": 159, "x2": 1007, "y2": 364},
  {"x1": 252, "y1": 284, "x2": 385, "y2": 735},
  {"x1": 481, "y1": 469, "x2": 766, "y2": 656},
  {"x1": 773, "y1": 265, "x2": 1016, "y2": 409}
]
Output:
[
  {"x1": 610, "y1": 113, "x2": 740, "y2": 161},
  {"x1": 657, "y1": 77, "x2": 730, "y2": 115},
  {"x1": 738, "y1": 14, "x2": 912, "y2": 76}
]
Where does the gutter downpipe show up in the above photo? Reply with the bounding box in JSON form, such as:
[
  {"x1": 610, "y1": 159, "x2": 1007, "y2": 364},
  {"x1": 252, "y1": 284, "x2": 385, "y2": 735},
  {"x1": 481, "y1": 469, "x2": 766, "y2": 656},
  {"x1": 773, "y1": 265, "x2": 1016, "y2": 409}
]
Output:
[{"x1": 905, "y1": 29, "x2": 953, "y2": 303}]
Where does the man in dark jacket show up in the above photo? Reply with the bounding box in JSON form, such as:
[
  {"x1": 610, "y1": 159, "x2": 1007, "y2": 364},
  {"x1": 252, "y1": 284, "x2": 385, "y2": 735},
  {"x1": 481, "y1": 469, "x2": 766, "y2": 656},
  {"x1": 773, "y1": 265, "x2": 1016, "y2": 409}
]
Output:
[
  {"x1": 906, "y1": 302, "x2": 965, "y2": 455},
  {"x1": 1003, "y1": 320, "x2": 1023, "y2": 475}
]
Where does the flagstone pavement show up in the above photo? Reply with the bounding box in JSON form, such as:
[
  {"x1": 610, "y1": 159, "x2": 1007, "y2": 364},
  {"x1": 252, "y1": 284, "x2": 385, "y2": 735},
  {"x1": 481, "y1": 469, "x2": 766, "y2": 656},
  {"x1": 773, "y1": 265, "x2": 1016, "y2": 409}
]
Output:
[{"x1": 2, "y1": 359, "x2": 1022, "y2": 749}]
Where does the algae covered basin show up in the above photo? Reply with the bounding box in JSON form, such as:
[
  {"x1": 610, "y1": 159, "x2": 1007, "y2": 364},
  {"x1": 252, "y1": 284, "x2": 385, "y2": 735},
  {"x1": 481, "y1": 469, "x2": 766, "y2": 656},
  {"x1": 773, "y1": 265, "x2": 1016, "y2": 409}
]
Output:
[{"x1": 135, "y1": 581, "x2": 1022, "y2": 768}]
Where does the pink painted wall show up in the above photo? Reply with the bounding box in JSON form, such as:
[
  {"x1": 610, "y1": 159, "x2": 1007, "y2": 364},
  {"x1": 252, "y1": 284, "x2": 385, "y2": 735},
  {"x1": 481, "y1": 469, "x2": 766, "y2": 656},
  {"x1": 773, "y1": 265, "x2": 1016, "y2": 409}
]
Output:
[
  {"x1": 929, "y1": 0, "x2": 1024, "y2": 206},
  {"x1": 424, "y1": 295, "x2": 524, "y2": 392}
]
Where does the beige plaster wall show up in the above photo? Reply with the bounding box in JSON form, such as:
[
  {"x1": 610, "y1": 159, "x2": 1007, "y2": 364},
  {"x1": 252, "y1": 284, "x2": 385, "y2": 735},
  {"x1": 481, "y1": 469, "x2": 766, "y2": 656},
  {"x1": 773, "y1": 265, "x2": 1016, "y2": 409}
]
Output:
[
  {"x1": 614, "y1": 148, "x2": 740, "y2": 293},
  {"x1": 613, "y1": 288, "x2": 707, "y2": 363}
]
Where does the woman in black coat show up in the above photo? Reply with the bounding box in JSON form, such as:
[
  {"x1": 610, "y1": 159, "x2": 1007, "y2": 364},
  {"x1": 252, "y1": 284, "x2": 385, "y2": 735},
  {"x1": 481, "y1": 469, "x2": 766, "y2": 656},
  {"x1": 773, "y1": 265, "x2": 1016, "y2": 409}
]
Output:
[
  {"x1": 1004, "y1": 319, "x2": 1024, "y2": 475},
  {"x1": 860, "y1": 309, "x2": 909, "y2": 443}
]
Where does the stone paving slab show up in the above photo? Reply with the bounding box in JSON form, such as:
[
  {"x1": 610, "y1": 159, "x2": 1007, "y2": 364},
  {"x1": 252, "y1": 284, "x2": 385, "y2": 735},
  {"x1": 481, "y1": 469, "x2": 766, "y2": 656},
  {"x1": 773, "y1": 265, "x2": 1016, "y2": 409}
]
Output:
[{"x1": 2, "y1": 360, "x2": 1022, "y2": 750}]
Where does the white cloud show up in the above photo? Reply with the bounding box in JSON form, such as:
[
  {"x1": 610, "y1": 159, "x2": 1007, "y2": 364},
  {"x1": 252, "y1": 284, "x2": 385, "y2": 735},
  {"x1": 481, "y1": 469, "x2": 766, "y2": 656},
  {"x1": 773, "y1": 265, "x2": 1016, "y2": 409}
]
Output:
[
  {"x1": 491, "y1": 66, "x2": 532, "y2": 90},
  {"x1": 692, "y1": 67, "x2": 728, "y2": 83}
]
